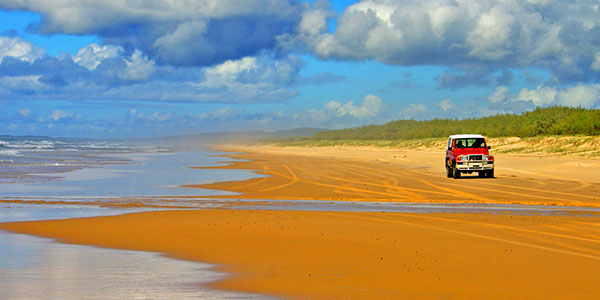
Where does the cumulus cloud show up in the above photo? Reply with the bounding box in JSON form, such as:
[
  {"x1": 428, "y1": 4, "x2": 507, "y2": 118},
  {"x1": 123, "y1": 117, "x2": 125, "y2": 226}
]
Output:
[
  {"x1": 556, "y1": 84, "x2": 600, "y2": 107},
  {"x1": 0, "y1": 42, "x2": 301, "y2": 103},
  {"x1": 487, "y1": 83, "x2": 600, "y2": 108},
  {"x1": 296, "y1": 0, "x2": 600, "y2": 83},
  {"x1": 0, "y1": 0, "x2": 306, "y2": 67},
  {"x1": 517, "y1": 85, "x2": 557, "y2": 106},
  {"x1": 205, "y1": 57, "x2": 258, "y2": 82},
  {"x1": 118, "y1": 50, "x2": 155, "y2": 81},
  {"x1": 272, "y1": 94, "x2": 391, "y2": 129},
  {"x1": 0, "y1": 36, "x2": 43, "y2": 63},
  {"x1": 72, "y1": 44, "x2": 122, "y2": 70},
  {"x1": 3, "y1": 0, "x2": 600, "y2": 85},
  {"x1": 324, "y1": 94, "x2": 384, "y2": 119}
]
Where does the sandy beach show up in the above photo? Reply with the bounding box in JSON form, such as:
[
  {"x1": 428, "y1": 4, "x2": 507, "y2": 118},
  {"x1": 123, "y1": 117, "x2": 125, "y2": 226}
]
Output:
[
  {"x1": 2, "y1": 144, "x2": 600, "y2": 299},
  {"x1": 192, "y1": 145, "x2": 600, "y2": 207}
]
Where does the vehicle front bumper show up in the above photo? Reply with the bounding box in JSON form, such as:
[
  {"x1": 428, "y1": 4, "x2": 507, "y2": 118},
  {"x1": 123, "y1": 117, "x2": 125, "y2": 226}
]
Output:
[{"x1": 456, "y1": 161, "x2": 494, "y2": 171}]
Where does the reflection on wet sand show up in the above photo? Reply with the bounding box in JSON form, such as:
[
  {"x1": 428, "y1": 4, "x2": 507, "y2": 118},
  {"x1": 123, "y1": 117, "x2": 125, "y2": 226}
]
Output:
[{"x1": 0, "y1": 231, "x2": 265, "y2": 300}]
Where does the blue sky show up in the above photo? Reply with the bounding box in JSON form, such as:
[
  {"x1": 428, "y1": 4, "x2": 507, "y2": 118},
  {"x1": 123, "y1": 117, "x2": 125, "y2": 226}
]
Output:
[{"x1": 0, "y1": 0, "x2": 599, "y2": 138}]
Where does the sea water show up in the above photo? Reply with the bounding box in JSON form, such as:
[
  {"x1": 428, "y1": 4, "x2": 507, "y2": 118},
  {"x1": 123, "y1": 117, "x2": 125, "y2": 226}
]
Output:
[
  {"x1": 0, "y1": 136, "x2": 263, "y2": 209},
  {"x1": 0, "y1": 136, "x2": 268, "y2": 299}
]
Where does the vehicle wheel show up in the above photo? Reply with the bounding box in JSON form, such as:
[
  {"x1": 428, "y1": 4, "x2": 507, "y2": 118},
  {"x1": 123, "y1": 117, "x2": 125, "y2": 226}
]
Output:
[
  {"x1": 488, "y1": 169, "x2": 494, "y2": 178},
  {"x1": 478, "y1": 171, "x2": 485, "y2": 178},
  {"x1": 446, "y1": 161, "x2": 453, "y2": 178},
  {"x1": 452, "y1": 164, "x2": 461, "y2": 179}
]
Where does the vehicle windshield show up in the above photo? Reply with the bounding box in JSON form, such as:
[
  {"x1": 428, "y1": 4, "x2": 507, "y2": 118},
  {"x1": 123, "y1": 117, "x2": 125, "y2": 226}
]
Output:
[{"x1": 454, "y1": 138, "x2": 486, "y2": 148}]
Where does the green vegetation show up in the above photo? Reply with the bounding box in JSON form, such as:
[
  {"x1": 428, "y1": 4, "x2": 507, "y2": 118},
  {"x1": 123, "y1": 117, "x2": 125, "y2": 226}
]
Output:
[
  {"x1": 263, "y1": 107, "x2": 600, "y2": 157},
  {"x1": 311, "y1": 106, "x2": 600, "y2": 140},
  {"x1": 270, "y1": 136, "x2": 600, "y2": 158}
]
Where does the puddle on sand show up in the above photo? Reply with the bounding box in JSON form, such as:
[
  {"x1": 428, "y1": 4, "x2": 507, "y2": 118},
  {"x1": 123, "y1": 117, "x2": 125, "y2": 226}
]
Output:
[{"x1": 0, "y1": 231, "x2": 269, "y2": 300}]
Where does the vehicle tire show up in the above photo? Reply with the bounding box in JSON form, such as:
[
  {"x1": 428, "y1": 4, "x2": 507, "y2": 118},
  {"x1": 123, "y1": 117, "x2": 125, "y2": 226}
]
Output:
[
  {"x1": 488, "y1": 169, "x2": 494, "y2": 178},
  {"x1": 446, "y1": 160, "x2": 453, "y2": 178},
  {"x1": 452, "y1": 164, "x2": 461, "y2": 179},
  {"x1": 478, "y1": 171, "x2": 485, "y2": 178}
]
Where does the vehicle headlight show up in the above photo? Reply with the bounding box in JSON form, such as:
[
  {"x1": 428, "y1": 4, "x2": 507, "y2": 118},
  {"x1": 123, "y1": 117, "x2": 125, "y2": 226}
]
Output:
[
  {"x1": 484, "y1": 155, "x2": 494, "y2": 162},
  {"x1": 458, "y1": 155, "x2": 468, "y2": 161}
]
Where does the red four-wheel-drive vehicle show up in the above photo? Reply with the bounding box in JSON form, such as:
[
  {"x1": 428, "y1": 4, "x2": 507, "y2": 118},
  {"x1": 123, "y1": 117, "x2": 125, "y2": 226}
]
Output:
[{"x1": 445, "y1": 134, "x2": 494, "y2": 179}]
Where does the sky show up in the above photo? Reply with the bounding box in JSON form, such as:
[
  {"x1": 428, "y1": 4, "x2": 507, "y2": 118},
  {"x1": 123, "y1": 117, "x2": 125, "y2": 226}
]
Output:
[{"x1": 0, "y1": 0, "x2": 599, "y2": 138}]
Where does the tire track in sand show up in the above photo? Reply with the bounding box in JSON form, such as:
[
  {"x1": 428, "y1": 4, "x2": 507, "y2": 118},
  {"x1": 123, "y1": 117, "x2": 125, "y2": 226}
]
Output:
[
  {"x1": 265, "y1": 165, "x2": 412, "y2": 199},
  {"x1": 322, "y1": 212, "x2": 600, "y2": 261},
  {"x1": 258, "y1": 165, "x2": 299, "y2": 192}
]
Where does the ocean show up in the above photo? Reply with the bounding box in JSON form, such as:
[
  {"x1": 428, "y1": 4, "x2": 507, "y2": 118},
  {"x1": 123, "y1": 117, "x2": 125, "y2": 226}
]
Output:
[
  {"x1": 0, "y1": 135, "x2": 268, "y2": 300},
  {"x1": 0, "y1": 135, "x2": 261, "y2": 208}
]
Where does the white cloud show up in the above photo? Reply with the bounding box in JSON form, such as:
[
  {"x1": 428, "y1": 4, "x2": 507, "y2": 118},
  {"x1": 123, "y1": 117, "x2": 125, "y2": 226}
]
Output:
[
  {"x1": 400, "y1": 103, "x2": 427, "y2": 118},
  {"x1": 72, "y1": 43, "x2": 122, "y2": 70},
  {"x1": 0, "y1": 51, "x2": 301, "y2": 104},
  {"x1": 280, "y1": 94, "x2": 390, "y2": 129},
  {"x1": 296, "y1": 0, "x2": 600, "y2": 82},
  {"x1": 298, "y1": 4, "x2": 331, "y2": 37},
  {"x1": 0, "y1": 0, "x2": 300, "y2": 33},
  {"x1": 118, "y1": 50, "x2": 155, "y2": 81},
  {"x1": 517, "y1": 85, "x2": 558, "y2": 106},
  {"x1": 205, "y1": 57, "x2": 258, "y2": 82},
  {"x1": 437, "y1": 98, "x2": 453, "y2": 111},
  {"x1": 325, "y1": 94, "x2": 384, "y2": 119},
  {"x1": 466, "y1": 6, "x2": 515, "y2": 60},
  {"x1": 0, "y1": 0, "x2": 304, "y2": 67},
  {"x1": 149, "y1": 111, "x2": 174, "y2": 122},
  {"x1": 556, "y1": 84, "x2": 600, "y2": 107},
  {"x1": 0, "y1": 36, "x2": 43, "y2": 63},
  {"x1": 50, "y1": 110, "x2": 73, "y2": 121},
  {"x1": 0, "y1": 75, "x2": 46, "y2": 91},
  {"x1": 486, "y1": 83, "x2": 600, "y2": 108},
  {"x1": 488, "y1": 86, "x2": 510, "y2": 103}
]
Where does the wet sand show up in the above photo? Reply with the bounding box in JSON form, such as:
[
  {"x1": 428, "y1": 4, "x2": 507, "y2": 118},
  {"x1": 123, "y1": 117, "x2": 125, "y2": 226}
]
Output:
[
  {"x1": 2, "y1": 209, "x2": 600, "y2": 299},
  {"x1": 0, "y1": 231, "x2": 263, "y2": 300},
  {"x1": 2, "y1": 145, "x2": 600, "y2": 299}
]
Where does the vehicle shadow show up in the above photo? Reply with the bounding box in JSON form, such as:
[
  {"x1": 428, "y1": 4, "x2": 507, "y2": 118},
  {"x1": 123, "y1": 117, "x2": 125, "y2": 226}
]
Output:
[{"x1": 453, "y1": 175, "x2": 495, "y2": 179}]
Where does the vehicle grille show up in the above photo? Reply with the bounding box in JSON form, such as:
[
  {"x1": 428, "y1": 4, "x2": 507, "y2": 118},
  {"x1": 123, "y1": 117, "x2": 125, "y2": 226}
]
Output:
[{"x1": 469, "y1": 155, "x2": 482, "y2": 161}]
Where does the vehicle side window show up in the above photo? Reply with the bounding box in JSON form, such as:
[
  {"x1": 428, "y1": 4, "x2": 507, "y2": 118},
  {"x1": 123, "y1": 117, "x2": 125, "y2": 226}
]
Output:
[{"x1": 447, "y1": 138, "x2": 452, "y2": 149}]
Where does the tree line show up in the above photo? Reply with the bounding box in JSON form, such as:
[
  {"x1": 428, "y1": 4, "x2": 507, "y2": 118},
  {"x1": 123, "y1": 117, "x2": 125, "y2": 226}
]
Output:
[{"x1": 311, "y1": 106, "x2": 600, "y2": 140}]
